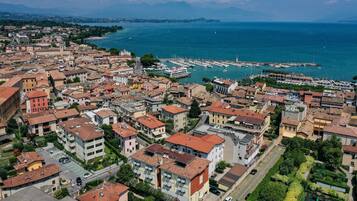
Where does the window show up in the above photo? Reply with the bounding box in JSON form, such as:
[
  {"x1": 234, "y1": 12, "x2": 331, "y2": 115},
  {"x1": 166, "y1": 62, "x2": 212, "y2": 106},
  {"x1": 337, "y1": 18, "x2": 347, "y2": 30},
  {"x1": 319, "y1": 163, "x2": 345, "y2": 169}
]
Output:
[
  {"x1": 87, "y1": 145, "x2": 94, "y2": 149},
  {"x1": 96, "y1": 143, "x2": 102, "y2": 147},
  {"x1": 96, "y1": 149, "x2": 102, "y2": 154},
  {"x1": 52, "y1": 180, "x2": 56, "y2": 184},
  {"x1": 199, "y1": 174, "x2": 203, "y2": 184}
]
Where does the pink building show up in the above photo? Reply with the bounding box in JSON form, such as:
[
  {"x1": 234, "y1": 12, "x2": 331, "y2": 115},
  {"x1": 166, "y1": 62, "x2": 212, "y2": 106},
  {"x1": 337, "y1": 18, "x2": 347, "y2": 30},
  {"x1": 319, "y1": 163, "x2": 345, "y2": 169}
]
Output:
[
  {"x1": 112, "y1": 122, "x2": 138, "y2": 156},
  {"x1": 26, "y1": 90, "x2": 49, "y2": 114}
]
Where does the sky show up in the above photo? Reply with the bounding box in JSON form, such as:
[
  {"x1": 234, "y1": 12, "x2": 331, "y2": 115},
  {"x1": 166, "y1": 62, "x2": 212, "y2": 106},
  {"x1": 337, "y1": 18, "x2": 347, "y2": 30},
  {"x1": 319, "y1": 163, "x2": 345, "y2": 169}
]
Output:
[{"x1": 0, "y1": 0, "x2": 357, "y2": 21}]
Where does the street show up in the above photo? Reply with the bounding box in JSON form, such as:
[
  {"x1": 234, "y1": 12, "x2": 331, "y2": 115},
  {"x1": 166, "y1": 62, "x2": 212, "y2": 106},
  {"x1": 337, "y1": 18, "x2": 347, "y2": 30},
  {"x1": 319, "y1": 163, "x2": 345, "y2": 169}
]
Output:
[
  {"x1": 229, "y1": 145, "x2": 285, "y2": 201},
  {"x1": 37, "y1": 143, "x2": 120, "y2": 195}
]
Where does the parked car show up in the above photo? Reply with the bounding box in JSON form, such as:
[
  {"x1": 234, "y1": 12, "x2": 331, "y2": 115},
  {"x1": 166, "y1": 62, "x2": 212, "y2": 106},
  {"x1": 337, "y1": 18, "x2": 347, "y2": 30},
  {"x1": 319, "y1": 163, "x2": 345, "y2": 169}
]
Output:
[
  {"x1": 59, "y1": 157, "x2": 70, "y2": 164},
  {"x1": 225, "y1": 196, "x2": 233, "y2": 201},
  {"x1": 83, "y1": 172, "x2": 91, "y2": 178},
  {"x1": 250, "y1": 169, "x2": 258, "y2": 175},
  {"x1": 210, "y1": 187, "x2": 221, "y2": 196},
  {"x1": 76, "y1": 177, "x2": 82, "y2": 186}
]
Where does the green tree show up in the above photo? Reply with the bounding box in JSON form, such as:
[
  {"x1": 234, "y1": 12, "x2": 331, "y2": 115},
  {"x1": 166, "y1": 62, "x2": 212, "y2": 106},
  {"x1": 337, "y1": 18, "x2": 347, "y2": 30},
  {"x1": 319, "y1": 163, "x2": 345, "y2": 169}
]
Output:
[
  {"x1": 116, "y1": 164, "x2": 134, "y2": 184},
  {"x1": 109, "y1": 48, "x2": 119, "y2": 55},
  {"x1": 258, "y1": 181, "x2": 287, "y2": 201},
  {"x1": 140, "y1": 54, "x2": 159, "y2": 68},
  {"x1": 101, "y1": 124, "x2": 114, "y2": 139},
  {"x1": 189, "y1": 99, "x2": 201, "y2": 118},
  {"x1": 73, "y1": 77, "x2": 80, "y2": 83},
  {"x1": 0, "y1": 168, "x2": 8, "y2": 180},
  {"x1": 318, "y1": 135, "x2": 342, "y2": 170},
  {"x1": 279, "y1": 158, "x2": 295, "y2": 175},
  {"x1": 204, "y1": 83, "x2": 214, "y2": 93},
  {"x1": 54, "y1": 188, "x2": 69, "y2": 199}
]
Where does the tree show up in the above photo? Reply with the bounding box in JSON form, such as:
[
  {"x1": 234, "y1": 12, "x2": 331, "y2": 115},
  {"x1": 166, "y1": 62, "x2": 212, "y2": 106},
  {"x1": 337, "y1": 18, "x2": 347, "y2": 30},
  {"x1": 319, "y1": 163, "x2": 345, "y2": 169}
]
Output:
[
  {"x1": 318, "y1": 135, "x2": 342, "y2": 170},
  {"x1": 101, "y1": 124, "x2": 113, "y2": 139},
  {"x1": 0, "y1": 168, "x2": 8, "y2": 180},
  {"x1": 116, "y1": 164, "x2": 135, "y2": 184},
  {"x1": 109, "y1": 48, "x2": 119, "y2": 55},
  {"x1": 140, "y1": 54, "x2": 159, "y2": 68},
  {"x1": 54, "y1": 188, "x2": 69, "y2": 199},
  {"x1": 258, "y1": 181, "x2": 287, "y2": 201},
  {"x1": 204, "y1": 83, "x2": 214, "y2": 93},
  {"x1": 189, "y1": 99, "x2": 201, "y2": 118},
  {"x1": 73, "y1": 77, "x2": 80, "y2": 83},
  {"x1": 279, "y1": 158, "x2": 295, "y2": 175}
]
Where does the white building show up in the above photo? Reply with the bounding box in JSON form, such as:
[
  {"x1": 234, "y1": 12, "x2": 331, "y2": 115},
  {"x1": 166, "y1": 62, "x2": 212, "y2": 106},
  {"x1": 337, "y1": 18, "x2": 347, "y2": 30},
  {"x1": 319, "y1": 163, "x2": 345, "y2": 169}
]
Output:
[
  {"x1": 165, "y1": 133, "x2": 224, "y2": 175},
  {"x1": 57, "y1": 117, "x2": 105, "y2": 162}
]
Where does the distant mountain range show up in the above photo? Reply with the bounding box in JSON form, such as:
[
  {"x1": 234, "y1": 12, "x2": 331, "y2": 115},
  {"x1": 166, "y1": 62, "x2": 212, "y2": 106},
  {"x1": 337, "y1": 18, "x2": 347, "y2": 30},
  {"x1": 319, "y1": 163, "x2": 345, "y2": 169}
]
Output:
[{"x1": 0, "y1": 2, "x2": 268, "y2": 21}]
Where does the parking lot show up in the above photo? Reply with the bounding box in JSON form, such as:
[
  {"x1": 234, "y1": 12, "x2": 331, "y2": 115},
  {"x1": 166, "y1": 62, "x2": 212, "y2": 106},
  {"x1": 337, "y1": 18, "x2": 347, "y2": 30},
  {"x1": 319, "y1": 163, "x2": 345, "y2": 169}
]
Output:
[{"x1": 36, "y1": 143, "x2": 90, "y2": 181}]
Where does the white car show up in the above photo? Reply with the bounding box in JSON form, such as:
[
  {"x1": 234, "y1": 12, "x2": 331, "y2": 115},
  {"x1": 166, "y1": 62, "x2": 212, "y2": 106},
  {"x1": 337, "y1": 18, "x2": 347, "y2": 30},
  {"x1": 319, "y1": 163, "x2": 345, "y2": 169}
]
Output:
[
  {"x1": 83, "y1": 172, "x2": 92, "y2": 178},
  {"x1": 224, "y1": 196, "x2": 233, "y2": 201}
]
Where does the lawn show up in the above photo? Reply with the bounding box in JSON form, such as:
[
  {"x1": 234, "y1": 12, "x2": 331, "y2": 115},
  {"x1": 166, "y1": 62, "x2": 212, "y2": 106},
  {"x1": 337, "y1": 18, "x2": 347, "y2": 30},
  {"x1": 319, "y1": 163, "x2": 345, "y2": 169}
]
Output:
[{"x1": 85, "y1": 145, "x2": 119, "y2": 171}]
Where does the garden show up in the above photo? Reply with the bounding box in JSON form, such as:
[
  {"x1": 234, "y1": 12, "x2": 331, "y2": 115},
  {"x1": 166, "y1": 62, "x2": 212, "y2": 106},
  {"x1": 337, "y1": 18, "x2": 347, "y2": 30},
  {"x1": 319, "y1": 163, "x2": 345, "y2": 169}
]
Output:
[{"x1": 247, "y1": 136, "x2": 349, "y2": 201}]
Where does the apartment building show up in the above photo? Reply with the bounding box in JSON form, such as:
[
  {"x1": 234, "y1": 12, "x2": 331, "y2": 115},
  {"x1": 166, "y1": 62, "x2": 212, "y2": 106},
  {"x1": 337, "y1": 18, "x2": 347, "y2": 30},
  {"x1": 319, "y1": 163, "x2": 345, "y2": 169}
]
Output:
[
  {"x1": 165, "y1": 133, "x2": 224, "y2": 175},
  {"x1": 112, "y1": 122, "x2": 138, "y2": 156},
  {"x1": 0, "y1": 164, "x2": 60, "y2": 199},
  {"x1": 212, "y1": 79, "x2": 238, "y2": 95},
  {"x1": 130, "y1": 144, "x2": 209, "y2": 201},
  {"x1": 135, "y1": 115, "x2": 166, "y2": 140},
  {"x1": 85, "y1": 108, "x2": 118, "y2": 126},
  {"x1": 161, "y1": 105, "x2": 188, "y2": 132},
  {"x1": 57, "y1": 117, "x2": 105, "y2": 162},
  {"x1": 25, "y1": 90, "x2": 49, "y2": 114}
]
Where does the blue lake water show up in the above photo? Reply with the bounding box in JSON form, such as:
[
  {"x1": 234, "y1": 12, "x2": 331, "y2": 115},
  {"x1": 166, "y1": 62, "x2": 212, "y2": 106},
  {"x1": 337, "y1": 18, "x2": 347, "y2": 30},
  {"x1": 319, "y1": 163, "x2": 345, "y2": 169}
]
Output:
[{"x1": 90, "y1": 22, "x2": 357, "y2": 83}]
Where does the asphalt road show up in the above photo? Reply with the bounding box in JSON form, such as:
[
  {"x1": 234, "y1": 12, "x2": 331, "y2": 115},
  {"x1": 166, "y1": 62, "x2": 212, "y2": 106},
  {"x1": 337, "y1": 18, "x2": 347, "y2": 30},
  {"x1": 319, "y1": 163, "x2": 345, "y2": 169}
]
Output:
[{"x1": 229, "y1": 145, "x2": 285, "y2": 201}]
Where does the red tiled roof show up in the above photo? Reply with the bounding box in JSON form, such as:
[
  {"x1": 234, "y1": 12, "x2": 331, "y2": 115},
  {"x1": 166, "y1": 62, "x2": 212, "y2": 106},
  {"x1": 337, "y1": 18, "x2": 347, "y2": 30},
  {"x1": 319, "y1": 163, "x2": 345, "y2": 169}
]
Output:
[
  {"x1": 53, "y1": 108, "x2": 79, "y2": 119},
  {"x1": 112, "y1": 122, "x2": 137, "y2": 138},
  {"x1": 162, "y1": 105, "x2": 187, "y2": 114},
  {"x1": 343, "y1": 145, "x2": 357, "y2": 154},
  {"x1": 0, "y1": 87, "x2": 19, "y2": 105},
  {"x1": 136, "y1": 115, "x2": 165, "y2": 129},
  {"x1": 166, "y1": 133, "x2": 224, "y2": 154},
  {"x1": 78, "y1": 182, "x2": 128, "y2": 201},
  {"x1": 26, "y1": 90, "x2": 47, "y2": 99},
  {"x1": 58, "y1": 117, "x2": 104, "y2": 141},
  {"x1": 3, "y1": 164, "x2": 60, "y2": 188},
  {"x1": 95, "y1": 109, "x2": 116, "y2": 118},
  {"x1": 14, "y1": 151, "x2": 44, "y2": 171},
  {"x1": 324, "y1": 125, "x2": 357, "y2": 138}
]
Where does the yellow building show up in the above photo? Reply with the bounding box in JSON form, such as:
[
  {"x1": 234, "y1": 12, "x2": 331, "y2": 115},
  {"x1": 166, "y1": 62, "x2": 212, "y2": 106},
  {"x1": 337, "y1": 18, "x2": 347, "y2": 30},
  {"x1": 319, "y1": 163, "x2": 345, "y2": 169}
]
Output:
[{"x1": 14, "y1": 151, "x2": 45, "y2": 174}]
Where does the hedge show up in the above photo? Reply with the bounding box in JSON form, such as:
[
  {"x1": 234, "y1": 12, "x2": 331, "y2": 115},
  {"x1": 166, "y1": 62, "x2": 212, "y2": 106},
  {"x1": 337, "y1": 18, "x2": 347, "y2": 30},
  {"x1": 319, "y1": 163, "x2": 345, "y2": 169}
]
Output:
[{"x1": 284, "y1": 180, "x2": 304, "y2": 201}]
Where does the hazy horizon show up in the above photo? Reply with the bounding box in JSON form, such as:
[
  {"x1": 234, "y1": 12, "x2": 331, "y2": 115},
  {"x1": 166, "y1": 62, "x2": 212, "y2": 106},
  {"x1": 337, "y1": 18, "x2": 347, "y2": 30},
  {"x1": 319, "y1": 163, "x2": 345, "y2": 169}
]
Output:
[{"x1": 0, "y1": 0, "x2": 357, "y2": 22}]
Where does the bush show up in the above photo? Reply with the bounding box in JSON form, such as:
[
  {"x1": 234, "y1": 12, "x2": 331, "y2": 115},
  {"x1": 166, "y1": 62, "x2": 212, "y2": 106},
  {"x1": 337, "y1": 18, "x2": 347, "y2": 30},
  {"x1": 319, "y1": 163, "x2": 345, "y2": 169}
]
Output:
[
  {"x1": 54, "y1": 188, "x2": 69, "y2": 199},
  {"x1": 258, "y1": 181, "x2": 287, "y2": 201},
  {"x1": 284, "y1": 180, "x2": 304, "y2": 201},
  {"x1": 271, "y1": 173, "x2": 291, "y2": 185},
  {"x1": 215, "y1": 161, "x2": 231, "y2": 173}
]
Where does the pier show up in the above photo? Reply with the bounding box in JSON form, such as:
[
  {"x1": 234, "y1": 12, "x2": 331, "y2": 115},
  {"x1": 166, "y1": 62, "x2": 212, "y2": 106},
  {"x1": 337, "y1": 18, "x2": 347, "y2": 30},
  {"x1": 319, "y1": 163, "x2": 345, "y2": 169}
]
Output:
[{"x1": 160, "y1": 57, "x2": 320, "y2": 69}]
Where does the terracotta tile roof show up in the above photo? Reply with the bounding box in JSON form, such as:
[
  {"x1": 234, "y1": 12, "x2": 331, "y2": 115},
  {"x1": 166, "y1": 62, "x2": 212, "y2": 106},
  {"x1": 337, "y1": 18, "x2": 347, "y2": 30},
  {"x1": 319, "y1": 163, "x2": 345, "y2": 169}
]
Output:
[
  {"x1": 281, "y1": 117, "x2": 300, "y2": 126},
  {"x1": 77, "y1": 104, "x2": 97, "y2": 112},
  {"x1": 200, "y1": 134, "x2": 225, "y2": 145},
  {"x1": 165, "y1": 133, "x2": 224, "y2": 154},
  {"x1": 49, "y1": 70, "x2": 65, "y2": 80},
  {"x1": 78, "y1": 182, "x2": 128, "y2": 201},
  {"x1": 323, "y1": 125, "x2": 357, "y2": 138},
  {"x1": 53, "y1": 108, "x2": 79, "y2": 119},
  {"x1": 343, "y1": 145, "x2": 357, "y2": 154},
  {"x1": 95, "y1": 109, "x2": 116, "y2": 118},
  {"x1": 0, "y1": 87, "x2": 19, "y2": 105},
  {"x1": 58, "y1": 117, "x2": 104, "y2": 141},
  {"x1": 28, "y1": 113, "x2": 57, "y2": 125},
  {"x1": 14, "y1": 151, "x2": 44, "y2": 171},
  {"x1": 136, "y1": 115, "x2": 165, "y2": 129},
  {"x1": 162, "y1": 105, "x2": 187, "y2": 115},
  {"x1": 63, "y1": 69, "x2": 87, "y2": 76},
  {"x1": 3, "y1": 164, "x2": 60, "y2": 188},
  {"x1": 26, "y1": 90, "x2": 47, "y2": 99},
  {"x1": 112, "y1": 122, "x2": 137, "y2": 138}
]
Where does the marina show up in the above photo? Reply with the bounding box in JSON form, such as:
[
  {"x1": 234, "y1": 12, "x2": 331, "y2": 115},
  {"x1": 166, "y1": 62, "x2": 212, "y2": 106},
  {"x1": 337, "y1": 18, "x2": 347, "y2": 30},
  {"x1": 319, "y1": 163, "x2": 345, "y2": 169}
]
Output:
[{"x1": 160, "y1": 58, "x2": 320, "y2": 69}]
